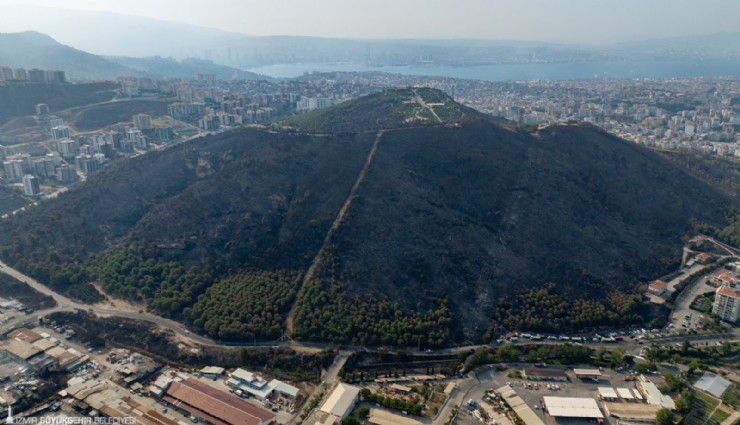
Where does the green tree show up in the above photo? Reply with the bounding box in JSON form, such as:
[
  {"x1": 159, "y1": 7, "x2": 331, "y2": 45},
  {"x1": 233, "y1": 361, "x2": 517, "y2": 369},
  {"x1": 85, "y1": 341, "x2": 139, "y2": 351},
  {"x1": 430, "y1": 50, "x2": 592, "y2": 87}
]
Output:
[
  {"x1": 342, "y1": 416, "x2": 361, "y2": 425},
  {"x1": 655, "y1": 408, "x2": 676, "y2": 425},
  {"x1": 360, "y1": 388, "x2": 372, "y2": 401},
  {"x1": 499, "y1": 343, "x2": 520, "y2": 362},
  {"x1": 358, "y1": 407, "x2": 370, "y2": 418},
  {"x1": 610, "y1": 348, "x2": 626, "y2": 365},
  {"x1": 675, "y1": 389, "x2": 694, "y2": 415},
  {"x1": 634, "y1": 362, "x2": 656, "y2": 374}
]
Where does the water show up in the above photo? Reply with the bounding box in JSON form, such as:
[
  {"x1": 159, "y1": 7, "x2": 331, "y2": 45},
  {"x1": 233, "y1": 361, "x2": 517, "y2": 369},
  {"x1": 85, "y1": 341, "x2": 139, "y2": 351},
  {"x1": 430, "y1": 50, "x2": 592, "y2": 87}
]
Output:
[{"x1": 249, "y1": 59, "x2": 740, "y2": 81}]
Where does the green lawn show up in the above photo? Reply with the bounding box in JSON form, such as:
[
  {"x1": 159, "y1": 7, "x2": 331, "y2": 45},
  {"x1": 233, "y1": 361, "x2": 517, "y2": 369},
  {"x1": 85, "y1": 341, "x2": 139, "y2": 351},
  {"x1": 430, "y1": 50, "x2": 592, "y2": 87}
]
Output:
[
  {"x1": 693, "y1": 390, "x2": 722, "y2": 424},
  {"x1": 710, "y1": 409, "x2": 731, "y2": 424}
]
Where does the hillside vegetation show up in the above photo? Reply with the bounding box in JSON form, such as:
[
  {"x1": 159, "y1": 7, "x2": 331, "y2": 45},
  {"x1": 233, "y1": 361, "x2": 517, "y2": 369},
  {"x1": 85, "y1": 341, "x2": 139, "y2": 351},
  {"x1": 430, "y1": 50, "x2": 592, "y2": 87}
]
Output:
[
  {"x1": 0, "y1": 81, "x2": 118, "y2": 125},
  {"x1": 286, "y1": 87, "x2": 481, "y2": 133},
  {"x1": 0, "y1": 88, "x2": 732, "y2": 345},
  {"x1": 60, "y1": 99, "x2": 170, "y2": 131}
]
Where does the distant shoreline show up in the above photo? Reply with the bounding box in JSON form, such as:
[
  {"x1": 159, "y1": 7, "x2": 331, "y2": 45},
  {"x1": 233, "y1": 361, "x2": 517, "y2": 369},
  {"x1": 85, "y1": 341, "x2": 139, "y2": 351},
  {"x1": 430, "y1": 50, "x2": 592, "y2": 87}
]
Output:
[{"x1": 248, "y1": 58, "x2": 740, "y2": 81}]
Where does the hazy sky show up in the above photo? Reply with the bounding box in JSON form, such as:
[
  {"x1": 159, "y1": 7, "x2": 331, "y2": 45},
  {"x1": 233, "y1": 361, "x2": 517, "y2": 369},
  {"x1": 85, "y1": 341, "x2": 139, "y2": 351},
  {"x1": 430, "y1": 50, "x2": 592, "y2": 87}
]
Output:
[{"x1": 1, "y1": 0, "x2": 739, "y2": 43}]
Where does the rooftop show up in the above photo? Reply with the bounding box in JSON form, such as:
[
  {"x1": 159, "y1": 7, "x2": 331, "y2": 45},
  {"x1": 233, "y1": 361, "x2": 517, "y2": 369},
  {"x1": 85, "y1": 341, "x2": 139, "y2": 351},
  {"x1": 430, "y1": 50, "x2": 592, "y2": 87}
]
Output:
[
  {"x1": 164, "y1": 378, "x2": 274, "y2": 425},
  {"x1": 320, "y1": 383, "x2": 361, "y2": 418},
  {"x1": 694, "y1": 372, "x2": 732, "y2": 398},
  {"x1": 543, "y1": 396, "x2": 604, "y2": 419},
  {"x1": 200, "y1": 366, "x2": 225, "y2": 375},
  {"x1": 4, "y1": 339, "x2": 41, "y2": 360},
  {"x1": 616, "y1": 388, "x2": 635, "y2": 400},
  {"x1": 637, "y1": 381, "x2": 676, "y2": 410},
  {"x1": 7, "y1": 328, "x2": 42, "y2": 343},
  {"x1": 573, "y1": 368, "x2": 602, "y2": 376},
  {"x1": 603, "y1": 402, "x2": 660, "y2": 421},
  {"x1": 597, "y1": 387, "x2": 618, "y2": 399},
  {"x1": 495, "y1": 386, "x2": 545, "y2": 425},
  {"x1": 522, "y1": 368, "x2": 568, "y2": 378},
  {"x1": 718, "y1": 285, "x2": 740, "y2": 299}
]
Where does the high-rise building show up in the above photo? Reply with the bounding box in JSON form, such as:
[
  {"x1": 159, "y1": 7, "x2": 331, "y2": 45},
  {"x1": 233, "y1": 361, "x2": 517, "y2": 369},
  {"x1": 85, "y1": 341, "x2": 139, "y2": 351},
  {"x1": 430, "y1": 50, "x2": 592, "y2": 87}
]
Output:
[
  {"x1": 132, "y1": 114, "x2": 152, "y2": 130},
  {"x1": 33, "y1": 158, "x2": 56, "y2": 177},
  {"x1": 56, "y1": 164, "x2": 77, "y2": 183},
  {"x1": 296, "y1": 97, "x2": 336, "y2": 113},
  {"x1": 28, "y1": 69, "x2": 45, "y2": 82},
  {"x1": 0, "y1": 66, "x2": 13, "y2": 81},
  {"x1": 51, "y1": 125, "x2": 70, "y2": 141},
  {"x1": 2, "y1": 159, "x2": 23, "y2": 181},
  {"x1": 13, "y1": 68, "x2": 28, "y2": 81},
  {"x1": 22, "y1": 174, "x2": 40, "y2": 196},
  {"x1": 48, "y1": 117, "x2": 65, "y2": 128},
  {"x1": 713, "y1": 284, "x2": 740, "y2": 323},
  {"x1": 75, "y1": 154, "x2": 100, "y2": 175},
  {"x1": 196, "y1": 73, "x2": 216, "y2": 82},
  {"x1": 155, "y1": 126, "x2": 175, "y2": 141},
  {"x1": 127, "y1": 130, "x2": 147, "y2": 149},
  {"x1": 44, "y1": 70, "x2": 66, "y2": 84},
  {"x1": 58, "y1": 139, "x2": 79, "y2": 158}
]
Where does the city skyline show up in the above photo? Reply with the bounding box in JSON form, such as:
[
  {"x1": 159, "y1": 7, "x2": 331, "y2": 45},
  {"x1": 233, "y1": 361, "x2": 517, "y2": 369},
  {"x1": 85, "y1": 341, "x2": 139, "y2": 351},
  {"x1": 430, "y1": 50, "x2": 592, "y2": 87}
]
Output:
[{"x1": 0, "y1": 0, "x2": 739, "y2": 44}]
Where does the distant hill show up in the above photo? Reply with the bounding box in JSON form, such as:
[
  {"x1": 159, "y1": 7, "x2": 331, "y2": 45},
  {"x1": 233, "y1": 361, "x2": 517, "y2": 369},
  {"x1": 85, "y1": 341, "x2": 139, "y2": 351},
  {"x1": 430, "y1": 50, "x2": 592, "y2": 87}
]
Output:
[
  {"x1": 2, "y1": 6, "x2": 738, "y2": 71},
  {"x1": 0, "y1": 31, "x2": 269, "y2": 81},
  {"x1": 0, "y1": 31, "x2": 140, "y2": 80},
  {"x1": 107, "y1": 56, "x2": 269, "y2": 81},
  {"x1": 0, "y1": 89, "x2": 731, "y2": 346}
]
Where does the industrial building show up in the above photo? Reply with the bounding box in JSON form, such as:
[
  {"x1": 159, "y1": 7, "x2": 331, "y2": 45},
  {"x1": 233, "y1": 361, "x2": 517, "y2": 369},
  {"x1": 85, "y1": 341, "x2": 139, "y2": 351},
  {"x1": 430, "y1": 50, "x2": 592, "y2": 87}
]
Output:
[
  {"x1": 597, "y1": 387, "x2": 618, "y2": 402},
  {"x1": 318, "y1": 383, "x2": 361, "y2": 423},
  {"x1": 199, "y1": 366, "x2": 225, "y2": 380},
  {"x1": 163, "y1": 377, "x2": 275, "y2": 425},
  {"x1": 2, "y1": 327, "x2": 88, "y2": 372},
  {"x1": 636, "y1": 380, "x2": 676, "y2": 410},
  {"x1": 494, "y1": 385, "x2": 545, "y2": 425},
  {"x1": 226, "y1": 368, "x2": 299, "y2": 400},
  {"x1": 65, "y1": 377, "x2": 180, "y2": 425},
  {"x1": 603, "y1": 402, "x2": 661, "y2": 423},
  {"x1": 573, "y1": 369, "x2": 602, "y2": 381},
  {"x1": 522, "y1": 368, "x2": 568, "y2": 381},
  {"x1": 542, "y1": 396, "x2": 604, "y2": 420}
]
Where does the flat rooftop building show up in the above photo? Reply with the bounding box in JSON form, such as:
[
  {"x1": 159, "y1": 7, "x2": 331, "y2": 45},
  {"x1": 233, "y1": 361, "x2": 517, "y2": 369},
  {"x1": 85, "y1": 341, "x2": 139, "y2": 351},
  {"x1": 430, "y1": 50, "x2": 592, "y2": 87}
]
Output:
[
  {"x1": 603, "y1": 402, "x2": 660, "y2": 422},
  {"x1": 574, "y1": 368, "x2": 602, "y2": 380},
  {"x1": 522, "y1": 368, "x2": 568, "y2": 381},
  {"x1": 598, "y1": 387, "x2": 618, "y2": 401},
  {"x1": 7, "y1": 328, "x2": 43, "y2": 343},
  {"x1": 543, "y1": 397, "x2": 604, "y2": 419}
]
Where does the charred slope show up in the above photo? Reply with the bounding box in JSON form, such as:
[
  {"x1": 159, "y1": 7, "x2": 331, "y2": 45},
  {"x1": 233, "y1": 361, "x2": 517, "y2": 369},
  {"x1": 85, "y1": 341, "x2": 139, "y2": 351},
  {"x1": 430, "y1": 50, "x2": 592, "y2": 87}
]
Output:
[
  {"x1": 0, "y1": 89, "x2": 732, "y2": 345},
  {"x1": 314, "y1": 122, "x2": 729, "y2": 338}
]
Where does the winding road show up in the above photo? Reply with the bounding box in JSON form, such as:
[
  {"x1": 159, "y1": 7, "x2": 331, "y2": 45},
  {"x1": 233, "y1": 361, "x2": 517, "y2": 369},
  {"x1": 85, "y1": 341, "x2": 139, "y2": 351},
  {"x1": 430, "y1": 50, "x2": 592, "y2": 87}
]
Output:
[{"x1": 0, "y1": 253, "x2": 738, "y2": 356}]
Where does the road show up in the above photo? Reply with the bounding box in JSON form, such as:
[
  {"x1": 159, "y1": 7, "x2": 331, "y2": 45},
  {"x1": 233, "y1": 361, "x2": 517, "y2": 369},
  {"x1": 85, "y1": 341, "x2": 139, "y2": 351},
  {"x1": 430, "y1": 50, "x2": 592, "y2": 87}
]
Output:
[
  {"x1": 0, "y1": 259, "x2": 215, "y2": 345},
  {"x1": 0, "y1": 254, "x2": 737, "y2": 357}
]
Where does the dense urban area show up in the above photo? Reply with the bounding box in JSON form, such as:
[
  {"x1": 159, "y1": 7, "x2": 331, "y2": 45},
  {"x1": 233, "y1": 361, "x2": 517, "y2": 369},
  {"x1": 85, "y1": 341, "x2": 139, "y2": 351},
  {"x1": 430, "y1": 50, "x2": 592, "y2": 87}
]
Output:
[{"x1": 0, "y1": 66, "x2": 739, "y2": 425}]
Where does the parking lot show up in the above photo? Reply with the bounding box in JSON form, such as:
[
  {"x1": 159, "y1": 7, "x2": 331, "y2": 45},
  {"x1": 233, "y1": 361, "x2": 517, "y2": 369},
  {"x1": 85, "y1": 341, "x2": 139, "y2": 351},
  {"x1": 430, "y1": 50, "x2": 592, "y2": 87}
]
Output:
[{"x1": 461, "y1": 365, "x2": 662, "y2": 425}]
